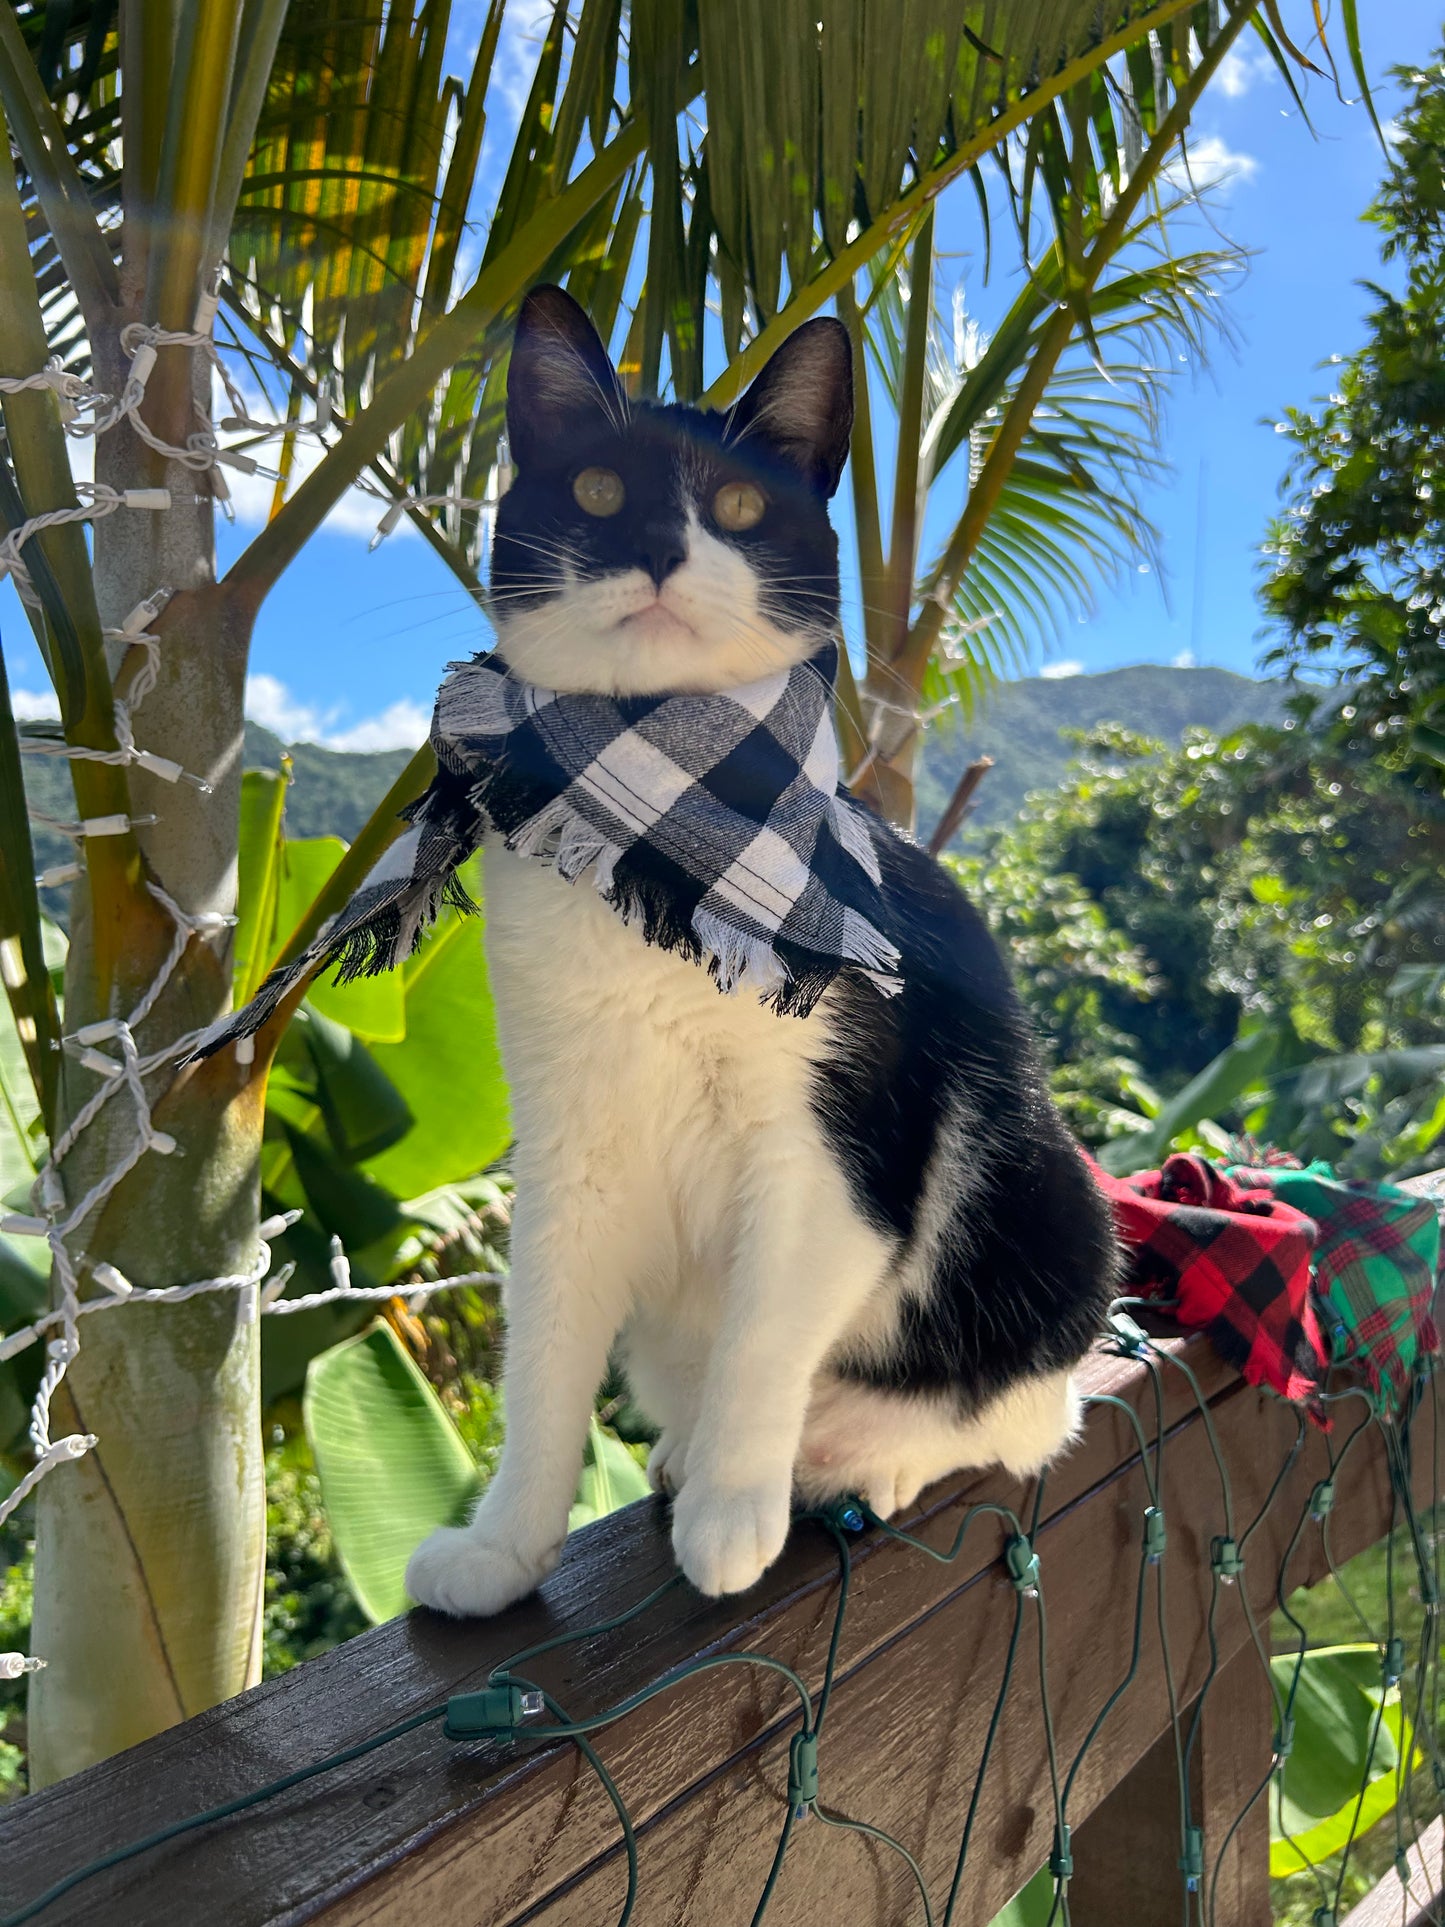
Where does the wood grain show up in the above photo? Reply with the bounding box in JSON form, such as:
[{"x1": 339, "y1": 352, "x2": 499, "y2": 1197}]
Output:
[
  {"x1": 1340, "y1": 1814, "x2": 1444, "y2": 1927},
  {"x1": 0, "y1": 1336, "x2": 1430, "y2": 1927}
]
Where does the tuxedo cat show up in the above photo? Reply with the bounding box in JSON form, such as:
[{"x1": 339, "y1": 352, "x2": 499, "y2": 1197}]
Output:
[{"x1": 403, "y1": 286, "x2": 1116, "y2": 1615}]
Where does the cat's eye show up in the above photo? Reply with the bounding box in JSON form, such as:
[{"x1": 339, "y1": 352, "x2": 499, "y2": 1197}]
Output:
[
  {"x1": 572, "y1": 466, "x2": 625, "y2": 517},
  {"x1": 713, "y1": 482, "x2": 766, "y2": 532}
]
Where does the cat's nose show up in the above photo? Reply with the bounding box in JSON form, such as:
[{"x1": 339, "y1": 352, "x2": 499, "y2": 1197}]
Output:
[{"x1": 638, "y1": 528, "x2": 686, "y2": 587}]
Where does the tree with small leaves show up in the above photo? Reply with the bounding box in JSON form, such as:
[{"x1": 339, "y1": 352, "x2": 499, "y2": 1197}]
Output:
[{"x1": 1261, "y1": 51, "x2": 1445, "y2": 776}]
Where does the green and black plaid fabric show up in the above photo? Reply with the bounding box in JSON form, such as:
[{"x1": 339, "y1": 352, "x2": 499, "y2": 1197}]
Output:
[{"x1": 1228, "y1": 1161, "x2": 1441, "y2": 1411}]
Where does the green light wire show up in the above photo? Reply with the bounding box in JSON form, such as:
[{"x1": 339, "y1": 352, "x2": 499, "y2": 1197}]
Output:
[
  {"x1": 1058, "y1": 1520, "x2": 1151, "y2": 1838},
  {"x1": 508, "y1": 1677, "x2": 641, "y2": 1927},
  {"x1": 1210, "y1": 1452, "x2": 1335, "y2": 1926},
  {"x1": 0, "y1": 1705, "x2": 447, "y2": 1927},
  {"x1": 1130, "y1": 1352, "x2": 1194, "y2": 1927},
  {"x1": 1321, "y1": 1401, "x2": 1388, "y2": 1643},
  {"x1": 759, "y1": 1504, "x2": 964, "y2": 1926},
  {"x1": 860, "y1": 1496, "x2": 1023, "y2": 1560},
  {"x1": 1081, "y1": 1392, "x2": 1161, "y2": 1506},
  {"x1": 1277, "y1": 1367, "x2": 1420, "y2": 1918},
  {"x1": 1147, "y1": 1341, "x2": 1236, "y2": 1539},
  {"x1": 814, "y1": 1801, "x2": 936, "y2": 1925},
  {"x1": 487, "y1": 1648, "x2": 816, "y2": 1741},
  {"x1": 1237, "y1": 1409, "x2": 1308, "y2": 1727},
  {"x1": 16, "y1": 1343, "x2": 1435, "y2": 1927},
  {"x1": 942, "y1": 1591, "x2": 1025, "y2": 1927},
  {"x1": 1355, "y1": 1398, "x2": 1445, "y2": 1927},
  {"x1": 1329, "y1": 1469, "x2": 1398, "y2": 1919},
  {"x1": 1205, "y1": 1770, "x2": 1274, "y2": 1927},
  {"x1": 802, "y1": 1509, "x2": 854, "y2": 1737},
  {"x1": 489, "y1": 1572, "x2": 686, "y2": 1681},
  {"x1": 749, "y1": 1801, "x2": 799, "y2": 1926}
]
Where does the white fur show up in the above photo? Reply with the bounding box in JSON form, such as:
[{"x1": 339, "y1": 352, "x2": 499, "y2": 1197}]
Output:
[
  {"x1": 405, "y1": 529, "x2": 1080, "y2": 1617},
  {"x1": 493, "y1": 513, "x2": 818, "y2": 696},
  {"x1": 404, "y1": 846, "x2": 1081, "y2": 1614}
]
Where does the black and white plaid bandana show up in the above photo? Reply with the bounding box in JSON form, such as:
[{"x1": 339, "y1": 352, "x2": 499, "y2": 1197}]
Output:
[{"x1": 198, "y1": 644, "x2": 902, "y2": 1052}]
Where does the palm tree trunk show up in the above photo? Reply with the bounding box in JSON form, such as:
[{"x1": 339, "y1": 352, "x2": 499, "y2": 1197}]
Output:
[{"x1": 27, "y1": 343, "x2": 267, "y2": 1785}]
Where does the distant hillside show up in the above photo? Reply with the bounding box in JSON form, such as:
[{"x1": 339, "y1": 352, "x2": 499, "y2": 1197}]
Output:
[
  {"x1": 241, "y1": 722, "x2": 413, "y2": 840},
  {"x1": 916, "y1": 664, "x2": 1287, "y2": 843},
  {"x1": 22, "y1": 724, "x2": 419, "y2": 918},
  {"x1": 241, "y1": 667, "x2": 1285, "y2": 855},
  {"x1": 22, "y1": 666, "x2": 1290, "y2": 916}
]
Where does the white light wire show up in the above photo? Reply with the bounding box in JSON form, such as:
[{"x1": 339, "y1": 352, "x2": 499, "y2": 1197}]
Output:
[{"x1": 0, "y1": 295, "x2": 506, "y2": 1676}]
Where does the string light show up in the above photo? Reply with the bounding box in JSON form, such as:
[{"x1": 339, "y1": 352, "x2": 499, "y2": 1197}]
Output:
[
  {"x1": 0, "y1": 482, "x2": 172, "y2": 609},
  {"x1": 0, "y1": 299, "x2": 507, "y2": 1591}
]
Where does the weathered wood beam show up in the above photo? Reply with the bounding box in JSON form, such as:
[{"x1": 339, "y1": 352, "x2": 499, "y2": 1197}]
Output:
[{"x1": 0, "y1": 1337, "x2": 1429, "y2": 1926}]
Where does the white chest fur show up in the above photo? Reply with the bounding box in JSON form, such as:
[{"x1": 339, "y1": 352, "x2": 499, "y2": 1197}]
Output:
[
  {"x1": 402, "y1": 839, "x2": 1078, "y2": 1617},
  {"x1": 481, "y1": 834, "x2": 849, "y2": 1273}
]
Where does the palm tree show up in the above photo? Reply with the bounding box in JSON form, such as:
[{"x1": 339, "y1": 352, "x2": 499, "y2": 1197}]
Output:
[
  {"x1": 0, "y1": 0, "x2": 1347, "y2": 1783},
  {"x1": 839, "y1": 216, "x2": 1241, "y2": 833}
]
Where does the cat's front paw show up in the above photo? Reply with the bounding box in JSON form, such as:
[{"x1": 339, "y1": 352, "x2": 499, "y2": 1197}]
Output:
[
  {"x1": 405, "y1": 1523, "x2": 560, "y2": 1618},
  {"x1": 670, "y1": 1477, "x2": 791, "y2": 1597},
  {"x1": 647, "y1": 1429, "x2": 689, "y2": 1496}
]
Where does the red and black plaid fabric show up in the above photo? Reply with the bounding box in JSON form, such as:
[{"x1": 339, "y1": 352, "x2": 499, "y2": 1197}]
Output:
[{"x1": 1084, "y1": 1151, "x2": 1329, "y2": 1411}]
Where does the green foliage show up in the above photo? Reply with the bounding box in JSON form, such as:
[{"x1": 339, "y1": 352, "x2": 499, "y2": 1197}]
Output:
[
  {"x1": 953, "y1": 720, "x2": 1445, "y2": 1172},
  {"x1": 1270, "y1": 1644, "x2": 1415, "y2": 1875},
  {"x1": 303, "y1": 1321, "x2": 649, "y2": 1625},
  {"x1": 1271, "y1": 1513, "x2": 1445, "y2": 1924},
  {"x1": 303, "y1": 1321, "x2": 482, "y2": 1624},
  {"x1": 243, "y1": 725, "x2": 412, "y2": 842},
  {"x1": 1097, "y1": 1026, "x2": 1279, "y2": 1178},
  {"x1": 857, "y1": 222, "x2": 1240, "y2": 704},
  {"x1": 249, "y1": 801, "x2": 512, "y2": 1397},
  {"x1": 569, "y1": 1416, "x2": 653, "y2": 1533},
  {"x1": 0, "y1": 1535, "x2": 31, "y2": 1801},
  {"x1": 0, "y1": 797, "x2": 514, "y2": 1434},
  {"x1": 917, "y1": 664, "x2": 1285, "y2": 842},
  {"x1": 261, "y1": 1423, "x2": 367, "y2": 1677},
  {"x1": 1260, "y1": 52, "x2": 1445, "y2": 777},
  {"x1": 987, "y1": 1866, "x2": 1053, "y2": 1925}
]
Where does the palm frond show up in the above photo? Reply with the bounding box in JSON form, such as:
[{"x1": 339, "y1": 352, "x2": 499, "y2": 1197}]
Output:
[
  {"x1": 859, "y1": 217, "x2": 1238, "y2": 706},
  {"x1": 220, "y1": 0, "x2": 1237, "y2": 583},
  {"x1": 2, "y1": 2, "x2": 1349, "y2": 616}
]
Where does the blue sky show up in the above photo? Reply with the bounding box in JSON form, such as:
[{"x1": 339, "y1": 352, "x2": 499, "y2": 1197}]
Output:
[{"x1": 5, "y1": 4, "x2": 1441, "y2": 744}]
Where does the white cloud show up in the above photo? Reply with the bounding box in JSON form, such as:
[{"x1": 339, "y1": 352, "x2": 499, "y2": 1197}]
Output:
[
  {"x1": 47, "y1": 358, "x2": 416, "y2": 546},
  {"x1": 245, "y1": 674, "x2": 429, "y2": 751},
  {"x1": 245, "y1": 672, "x2": 329, "y2": 742},
  {"x1": 10, "y1": 687, "x2": 59, "y2": 721},
  {"x1": 1039, "y1": 660, "x2": 1084, "y2": 681},
  {"x1": 326, "y1": 700, "x2": 432, "y2": 752},
  {"x1": 1216, "y1": 44, "x2": 1275, "y2": 98},
  {"x1": 1172, "y1": 648, "x2": 1198, "y2": 668},
  {"x1": 491, "y1": 1, "x2": 559, "y2": 127},
  {"x1": 1164, "y1": 132, "x2": 1259, "y2": 198},
  {"x1": 204, "y1": 363, "x2": 426, "y2": 542},
  {"x1": 217, "y1": 414, "x2": 416, "y2": 545}
]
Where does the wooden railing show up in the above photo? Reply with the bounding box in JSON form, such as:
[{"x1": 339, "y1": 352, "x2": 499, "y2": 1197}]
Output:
[{"x1": 0, "y1": 1328, "x2": 1436, "y2": 1926}]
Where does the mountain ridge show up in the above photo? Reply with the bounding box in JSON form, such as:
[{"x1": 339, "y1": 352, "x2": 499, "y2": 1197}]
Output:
[
  {"x1": 915, "y1": 663, "x2": 1286, "y2": 840},
  {"x1": 22, "y1": 664, "x2": 1289, "y2": 902}
]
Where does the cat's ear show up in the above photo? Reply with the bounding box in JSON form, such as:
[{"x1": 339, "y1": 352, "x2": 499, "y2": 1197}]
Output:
[
  {"x1": 507, "y1": 284, "x2": 625, "y2": 471},
  {"x1": 725, "y1": 318, "x2": 853, "y2": 498}
]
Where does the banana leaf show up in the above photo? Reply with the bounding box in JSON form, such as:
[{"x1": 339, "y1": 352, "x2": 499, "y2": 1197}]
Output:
[
  {"x1": 1270, "y1": 1643, "x2": 1418, "y2": 1875},
  {"x1": 303, "y1": 1319, "x2": 480, "y2": 1624},
  {"x1": 306, "y1": 1321, "x2": 654, "y2": 1623}
]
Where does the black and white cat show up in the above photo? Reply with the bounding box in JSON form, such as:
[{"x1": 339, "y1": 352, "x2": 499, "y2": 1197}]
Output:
[{"x1": 403, "y1": 286, "x2": 1117, "y2": 1616}]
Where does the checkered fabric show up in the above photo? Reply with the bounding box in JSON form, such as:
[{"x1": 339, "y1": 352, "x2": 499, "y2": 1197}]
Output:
[
  {"x1": 1085, "y1": 1152, "x2": 1329, "y2": 1410},
  {"x1": 1228, "y1": 1162, "x2": 1440, "y2": 1411},
  {"x1": 195, "y1": 644, "x2": 901, "y2": 1055}
]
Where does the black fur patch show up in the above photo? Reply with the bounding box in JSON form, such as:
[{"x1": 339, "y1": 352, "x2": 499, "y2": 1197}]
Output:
[
  {"x1": 501, "y1": 283, "x2": 1117, "y2": 1414},
  {"x1": 813, "y1": 823, "x2": 1117, "y2": 1407},
  {"x1": 495, "y1": 285, "x2": 851, "y2": 647}
]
